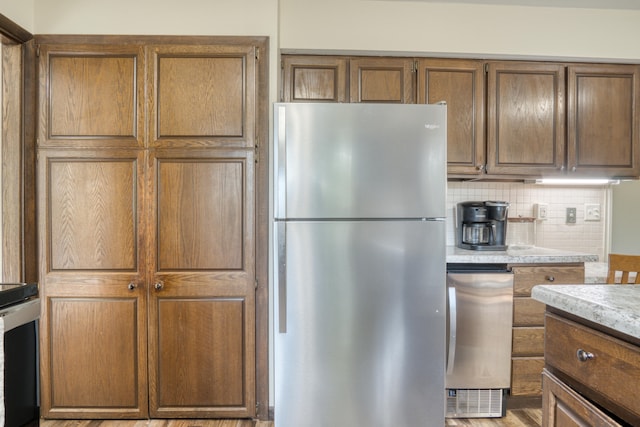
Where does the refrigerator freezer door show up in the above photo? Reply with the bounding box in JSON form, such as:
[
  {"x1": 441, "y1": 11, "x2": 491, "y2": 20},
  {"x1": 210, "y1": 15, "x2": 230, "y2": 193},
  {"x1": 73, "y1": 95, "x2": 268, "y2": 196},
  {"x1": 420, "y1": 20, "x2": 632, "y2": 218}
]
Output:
[
  {"x1": 274, "y1": 103, "x2": 447, "y2": 220},
  {"x1": 445, "y1": 271, "x2": 514, "y2": 389},
  {"x1": 274, "y1": 220, "x2": 446, "y2": 427}
]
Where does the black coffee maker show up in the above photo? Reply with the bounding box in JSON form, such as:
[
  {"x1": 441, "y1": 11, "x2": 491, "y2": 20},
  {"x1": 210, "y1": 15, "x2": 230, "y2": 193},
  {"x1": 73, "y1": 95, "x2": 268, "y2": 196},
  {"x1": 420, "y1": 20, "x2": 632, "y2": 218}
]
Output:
[{"x1": 456, "y1": 201, "x2": 509, "y2": 251}]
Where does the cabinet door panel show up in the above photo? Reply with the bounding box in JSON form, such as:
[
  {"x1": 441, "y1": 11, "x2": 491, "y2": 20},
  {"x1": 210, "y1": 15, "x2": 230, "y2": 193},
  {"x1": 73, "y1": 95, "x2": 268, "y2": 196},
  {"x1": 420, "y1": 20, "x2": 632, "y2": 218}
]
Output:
[
  {"x1": 350, "y1": 57, "x2": 415, "y2": 103},
  {"x1": 417, "y1": 59, "x2": 485, "y2": 175},
  {"x1": 38, "y1": 149, "x2": 148, "y2": 418},
  {"x1": 149, "y1": 44, "x2": 257, "y2": 148},
  {"x1": 48, "y1": 297, "x2": 140, "y2": 407},
  {"x1": 567, "y1": 64, "x2": 640, "y2": 177},
  {"x1": 38, "y1": 44, "x2": 145, "y2": 148},
  {"x1": 148, "y1": 149, "x2": 256, "y2": 418},
  {"x1": 487, "y1": 62, "x2": 565, "y2": 176},
  {"x1": 48, "y1": 157, "x2": 138, "y2": 271},
  {"x1": 156, "y1": 158, "x2": 243, "y2": 270},
  {"x1": 156, "y1": 298, "x2": 245, "y2": 407},
  {"x1": 282, "y1": 55, "x2": 348, "y2": 102}
]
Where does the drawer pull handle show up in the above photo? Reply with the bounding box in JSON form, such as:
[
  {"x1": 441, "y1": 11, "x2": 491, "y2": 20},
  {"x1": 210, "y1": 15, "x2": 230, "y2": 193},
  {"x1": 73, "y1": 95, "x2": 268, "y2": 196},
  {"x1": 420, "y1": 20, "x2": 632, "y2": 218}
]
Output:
[
  {"x1": 546, "y1": 276, "x2": 555, "y2": 282},
  {"x1": 576, "y1": 349, "x2": 595, "y2": 362}
]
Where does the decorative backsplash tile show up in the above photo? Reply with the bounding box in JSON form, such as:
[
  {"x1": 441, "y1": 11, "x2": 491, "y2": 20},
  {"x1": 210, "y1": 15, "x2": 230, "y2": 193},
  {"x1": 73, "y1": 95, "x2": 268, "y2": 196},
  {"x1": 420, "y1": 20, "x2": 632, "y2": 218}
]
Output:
[{"x1": 447, "y1": 182, "x2": 609, "y2": 261}]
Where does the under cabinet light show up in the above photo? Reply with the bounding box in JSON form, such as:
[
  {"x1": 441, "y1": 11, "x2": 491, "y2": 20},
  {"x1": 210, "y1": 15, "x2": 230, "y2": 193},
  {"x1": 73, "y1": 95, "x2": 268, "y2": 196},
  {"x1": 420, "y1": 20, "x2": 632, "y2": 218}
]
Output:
[{"x1": 534, "y1": 178, "x2": 620, "y2": 185}]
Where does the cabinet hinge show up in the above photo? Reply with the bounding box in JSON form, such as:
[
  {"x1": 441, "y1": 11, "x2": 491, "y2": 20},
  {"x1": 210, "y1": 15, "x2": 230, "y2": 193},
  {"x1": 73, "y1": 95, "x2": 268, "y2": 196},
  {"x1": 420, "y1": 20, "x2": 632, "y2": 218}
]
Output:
[
  {"x1": 36, "y1": 44, "x2": 40, "y2": 57},
  {"x1": 255, "y1": 47, "x2": 260, "y2": 61},
  {"x1": 413, "y1": 60, "x2": 418, "y2": 73},
  {"x1": 484, "y1": 63, "x2": 489, "y2": 74},
  {"x1": 255, "y1": 279, "x2": 259, "y2": 290},
  {"x1": 255, "y1": 140, "x2": 259, "y2": 163}
]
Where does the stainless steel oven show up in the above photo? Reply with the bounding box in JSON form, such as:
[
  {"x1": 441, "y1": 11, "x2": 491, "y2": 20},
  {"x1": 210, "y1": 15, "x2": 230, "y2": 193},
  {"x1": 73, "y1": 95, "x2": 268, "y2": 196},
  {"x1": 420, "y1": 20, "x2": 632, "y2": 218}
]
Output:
[{"x1": 0, "y1": 283, "x2": 39, "y2": 427}]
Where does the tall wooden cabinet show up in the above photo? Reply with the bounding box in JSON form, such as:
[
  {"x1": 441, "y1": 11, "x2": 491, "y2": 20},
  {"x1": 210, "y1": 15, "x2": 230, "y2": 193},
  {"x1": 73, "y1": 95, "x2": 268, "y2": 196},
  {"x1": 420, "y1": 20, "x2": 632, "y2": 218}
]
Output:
[{"x1": 36, "y1": 36, "x2": 268, "y2": 419}]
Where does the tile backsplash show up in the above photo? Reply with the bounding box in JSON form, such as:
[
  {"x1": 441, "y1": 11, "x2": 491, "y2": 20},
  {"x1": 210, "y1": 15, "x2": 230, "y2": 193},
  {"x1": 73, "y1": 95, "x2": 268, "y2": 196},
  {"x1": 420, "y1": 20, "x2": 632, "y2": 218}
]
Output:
[{"x1": 447, "y1": 182, "x2": 609, "y2": 261}]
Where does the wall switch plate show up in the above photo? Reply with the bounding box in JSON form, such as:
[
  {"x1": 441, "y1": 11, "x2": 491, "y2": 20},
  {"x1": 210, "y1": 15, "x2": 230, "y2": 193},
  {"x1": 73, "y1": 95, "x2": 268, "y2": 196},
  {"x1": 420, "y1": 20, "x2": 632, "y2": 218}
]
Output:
[
  {"x1": 534, "y1": 203, "x2": 549, "y2": 220},
  {"x1": 566, "y1": 207, "x2": 577, "y2": 224},
  {"x1": 585, "y1": 203, "x2": 601, "y2": 221}
]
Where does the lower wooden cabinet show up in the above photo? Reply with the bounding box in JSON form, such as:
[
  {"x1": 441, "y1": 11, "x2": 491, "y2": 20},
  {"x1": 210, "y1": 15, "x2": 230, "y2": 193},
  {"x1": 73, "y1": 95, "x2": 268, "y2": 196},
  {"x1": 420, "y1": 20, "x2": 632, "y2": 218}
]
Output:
[
  {"x1": 509, "y1": 264, "x2": 584, "y2": 398},
  {"x1": 543, "y1": 311, "x2": 640, "y2": 426},
  {"x1": 542, "y1": 370, "x2": 621, "y2": 427}
]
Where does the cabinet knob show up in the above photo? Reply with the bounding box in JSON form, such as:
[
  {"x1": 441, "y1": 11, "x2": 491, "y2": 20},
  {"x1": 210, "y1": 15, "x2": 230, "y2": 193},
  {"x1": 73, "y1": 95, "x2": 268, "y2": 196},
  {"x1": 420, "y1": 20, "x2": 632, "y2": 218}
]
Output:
[
  {"x1": 546, "y1": 276, "x2": 555, "y2": 282},
  {"x1": 154, "y1": 282, "x2": 164, "y2": 291},
  {"x1": 476, "y1": 164, "x2": 485, "y2": 172},
  {"x1": 576, "y1": 348, "x2": 595, "y2": 362},
  {"x1": 127, "y1": 282, "x2": 137, "y2": 291}
]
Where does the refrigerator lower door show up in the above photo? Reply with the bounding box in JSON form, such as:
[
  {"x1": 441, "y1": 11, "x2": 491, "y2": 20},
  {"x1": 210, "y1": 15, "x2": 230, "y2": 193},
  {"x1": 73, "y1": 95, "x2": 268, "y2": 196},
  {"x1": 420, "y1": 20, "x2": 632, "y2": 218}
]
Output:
[{"x1": 274, "y1": 220, "x2": 446, "y2": 427}]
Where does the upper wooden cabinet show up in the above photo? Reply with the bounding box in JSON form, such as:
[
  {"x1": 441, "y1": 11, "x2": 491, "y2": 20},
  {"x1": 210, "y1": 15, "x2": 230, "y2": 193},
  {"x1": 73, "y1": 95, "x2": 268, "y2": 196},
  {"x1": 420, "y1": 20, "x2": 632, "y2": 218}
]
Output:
[
  {"x1": 281, "y1": 55, "x2": 348, "y2": 102},
  {"x1": 486, "y1": 61, "x2": 566, "y2": 176},
  {"x1": 39, "y1": 41, "x2": 260, "y2": 149},
  {"x1": 281, "y1": 55, "x2": 414, "y2": 103},
  {"x1": 417, "y1": 59, "x2": 485, "y2": 175},
  {"x1": 567, "y1": 64, "x2": 640, "y2": 177},
  {"x1": 281, "y1": 54, "x2": 640, "y2": 179},
  {"x1": 349, "y1": 57, "x2": 415, "y2": 103}
]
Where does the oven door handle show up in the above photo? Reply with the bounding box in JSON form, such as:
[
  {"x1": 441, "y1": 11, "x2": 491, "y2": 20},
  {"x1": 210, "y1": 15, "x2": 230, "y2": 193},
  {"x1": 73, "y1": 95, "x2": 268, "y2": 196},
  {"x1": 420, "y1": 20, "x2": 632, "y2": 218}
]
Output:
[{"x1": 1, "y1": 298, "x2": 40, "y2": 332}]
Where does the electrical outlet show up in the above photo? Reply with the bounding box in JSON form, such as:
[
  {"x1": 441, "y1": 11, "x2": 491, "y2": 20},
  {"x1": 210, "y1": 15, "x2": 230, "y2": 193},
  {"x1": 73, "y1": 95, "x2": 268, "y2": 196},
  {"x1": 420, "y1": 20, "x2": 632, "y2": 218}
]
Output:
[
  {"x1": 585, "y1": 203, "x2": 601, "y2": 221},
  {"x1": 534, "y1": 203, "x2": 549, "y2": 220},
  {"x1": 566, "y1": 207, "x2": 577, "y2": 224}
]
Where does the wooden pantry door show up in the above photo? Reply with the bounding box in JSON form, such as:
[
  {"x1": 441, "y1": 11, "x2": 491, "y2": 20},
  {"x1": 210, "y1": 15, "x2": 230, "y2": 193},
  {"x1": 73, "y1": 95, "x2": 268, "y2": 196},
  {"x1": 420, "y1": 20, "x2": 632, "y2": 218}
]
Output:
[
  {"x1": 38, "y1": 149, "x2": 149, "y2": 419},
  {"x1": 147, "y1": 149, "x2": 256, "y2": 418}
]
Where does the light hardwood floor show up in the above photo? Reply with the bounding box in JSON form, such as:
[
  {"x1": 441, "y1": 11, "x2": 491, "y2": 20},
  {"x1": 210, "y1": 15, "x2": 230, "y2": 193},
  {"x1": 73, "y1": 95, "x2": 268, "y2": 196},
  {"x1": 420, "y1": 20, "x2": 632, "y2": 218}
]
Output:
[{"x1": 37, "y1": 409, "x2": 542, "y2": 427}]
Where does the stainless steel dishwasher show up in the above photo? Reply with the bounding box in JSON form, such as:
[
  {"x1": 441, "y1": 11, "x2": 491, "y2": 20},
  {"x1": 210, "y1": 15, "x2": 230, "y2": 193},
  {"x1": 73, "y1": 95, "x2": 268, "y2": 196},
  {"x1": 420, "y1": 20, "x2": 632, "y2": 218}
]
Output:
[{"x1": 445, "y1": 264, "x2": 514, "y2": 418}]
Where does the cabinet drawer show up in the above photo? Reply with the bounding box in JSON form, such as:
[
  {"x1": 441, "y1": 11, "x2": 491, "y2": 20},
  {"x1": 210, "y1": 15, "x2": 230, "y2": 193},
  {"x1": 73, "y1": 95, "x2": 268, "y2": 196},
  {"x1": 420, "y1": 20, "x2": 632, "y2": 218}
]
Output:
[
  {"x1": 545, "y1": 313, "x2": 640, "y2": 421},
  {"x1": 542, "y1": 369, "x2": 621, "y2": 427},
  {"x1": 513, "y1": 297, "x2": 545, "y2": 326},
  {"x1": 512, "y1": 265, "x2": 584, "y2": 296},
  {"x1": 511, "y1": 357, "x2": 544, "y2": 396},
  {"x1": 513, "y1": 327, "x2": 544, "y2": 356}
]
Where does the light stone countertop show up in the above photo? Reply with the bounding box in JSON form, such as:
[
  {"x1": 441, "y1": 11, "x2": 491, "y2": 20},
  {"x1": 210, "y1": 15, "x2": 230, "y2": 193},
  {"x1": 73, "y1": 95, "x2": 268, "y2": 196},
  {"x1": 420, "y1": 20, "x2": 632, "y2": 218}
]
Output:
[
  {"x1": 447, "y1": 246, "x2": 599, "y2": 265},
  {"x1": 532, "y1": 284, "x2": 640, "y2": 340}
]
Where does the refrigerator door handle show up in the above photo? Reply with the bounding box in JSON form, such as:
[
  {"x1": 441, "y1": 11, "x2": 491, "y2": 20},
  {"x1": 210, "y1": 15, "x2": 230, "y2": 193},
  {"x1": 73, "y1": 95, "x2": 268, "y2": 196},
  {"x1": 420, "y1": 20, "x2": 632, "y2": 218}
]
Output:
[
  {"x1": 277, "y1": 221, "x2": 287, "y2": 333},
  {"x1": 446, "y1": 285, "x2": 457, "y2": 375},
  {"x1": 275, "y1": 105, "x2": 287, "y2": 218}
]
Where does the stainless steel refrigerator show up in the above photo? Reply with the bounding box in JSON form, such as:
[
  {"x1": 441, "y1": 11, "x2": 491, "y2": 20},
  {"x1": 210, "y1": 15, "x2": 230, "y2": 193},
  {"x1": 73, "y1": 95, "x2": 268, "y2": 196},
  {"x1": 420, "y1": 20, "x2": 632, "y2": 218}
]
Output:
[{"x1": 273, "y1": 102, "x2": 447, "y2": 427}]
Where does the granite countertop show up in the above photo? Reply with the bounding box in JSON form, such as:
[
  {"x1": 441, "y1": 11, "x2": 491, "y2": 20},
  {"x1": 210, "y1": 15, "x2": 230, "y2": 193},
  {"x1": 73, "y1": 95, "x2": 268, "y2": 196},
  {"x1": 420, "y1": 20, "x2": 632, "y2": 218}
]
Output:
[
  {"x1": 447, "y1": 246, "x2": 599, "y2": 265},
  {"x1": 532, "y1": 284, "x2": 640, "y2": 340}
]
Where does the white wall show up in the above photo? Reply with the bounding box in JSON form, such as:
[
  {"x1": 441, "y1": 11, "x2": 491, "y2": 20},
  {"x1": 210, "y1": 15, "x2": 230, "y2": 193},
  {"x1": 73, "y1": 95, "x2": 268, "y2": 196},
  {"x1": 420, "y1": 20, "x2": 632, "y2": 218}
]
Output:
[
  {"x1": 279, "y1": 0, "x2": 640, "y2": 62},
  {"x1": 611, "y1": 180, "x2": 640, "y2": 255},
  {"x1": 0, "y1": 0, "x2": 34, "y2": 32}
]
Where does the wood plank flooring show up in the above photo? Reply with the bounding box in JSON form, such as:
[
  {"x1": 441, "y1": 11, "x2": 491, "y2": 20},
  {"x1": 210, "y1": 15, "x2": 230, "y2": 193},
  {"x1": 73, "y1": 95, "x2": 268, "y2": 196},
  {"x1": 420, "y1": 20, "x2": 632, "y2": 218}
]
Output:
[{"x1": 36, "y1": 409, "x2": 541, "y2": 427}]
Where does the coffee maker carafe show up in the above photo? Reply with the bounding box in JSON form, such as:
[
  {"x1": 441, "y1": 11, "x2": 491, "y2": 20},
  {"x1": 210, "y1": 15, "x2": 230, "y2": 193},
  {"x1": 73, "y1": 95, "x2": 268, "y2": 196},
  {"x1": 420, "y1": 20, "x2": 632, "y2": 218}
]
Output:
[{"x1": 456, "y1": 201, "x2": 509, "y2": 251}]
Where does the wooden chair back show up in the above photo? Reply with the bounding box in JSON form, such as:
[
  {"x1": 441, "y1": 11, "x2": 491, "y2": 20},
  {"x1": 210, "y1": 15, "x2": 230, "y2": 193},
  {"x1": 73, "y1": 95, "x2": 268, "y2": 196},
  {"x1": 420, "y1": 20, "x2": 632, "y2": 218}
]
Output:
[{"x1": 606, "y1": 253, "x2": 640, "y2": 284}]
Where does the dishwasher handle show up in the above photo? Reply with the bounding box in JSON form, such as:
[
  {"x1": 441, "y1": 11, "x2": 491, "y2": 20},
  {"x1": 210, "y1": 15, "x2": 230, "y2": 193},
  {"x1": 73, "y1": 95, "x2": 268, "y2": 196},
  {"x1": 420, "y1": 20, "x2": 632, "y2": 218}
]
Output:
[{"x1": 446, "y1": 286, "x2": 457, "y2": 375}]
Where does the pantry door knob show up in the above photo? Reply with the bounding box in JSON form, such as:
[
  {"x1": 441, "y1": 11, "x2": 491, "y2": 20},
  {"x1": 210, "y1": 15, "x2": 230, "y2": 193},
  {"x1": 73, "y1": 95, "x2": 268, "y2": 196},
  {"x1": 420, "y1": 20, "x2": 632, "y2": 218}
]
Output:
[
  {"x1": 154, "y1": 282, "x2": 164, "y2": 291},
  {"x1": 127, "y1": 282, "x2": 137, "y2": 291}
]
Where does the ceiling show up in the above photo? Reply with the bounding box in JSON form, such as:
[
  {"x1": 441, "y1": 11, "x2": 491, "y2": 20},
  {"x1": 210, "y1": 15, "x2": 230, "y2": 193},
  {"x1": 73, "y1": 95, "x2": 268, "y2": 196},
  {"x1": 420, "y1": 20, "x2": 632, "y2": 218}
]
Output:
[{"x1": 390, "y1": 0, "x2": 640, "y2": 9}]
